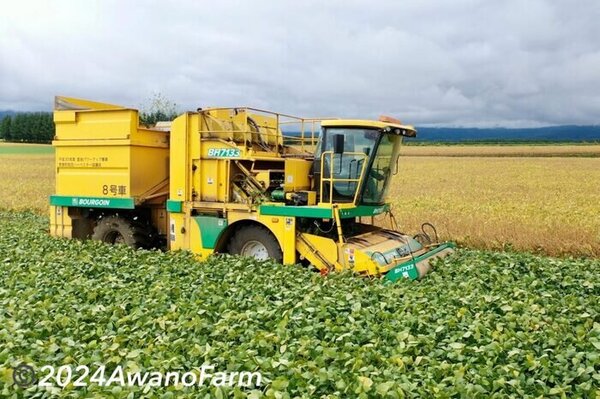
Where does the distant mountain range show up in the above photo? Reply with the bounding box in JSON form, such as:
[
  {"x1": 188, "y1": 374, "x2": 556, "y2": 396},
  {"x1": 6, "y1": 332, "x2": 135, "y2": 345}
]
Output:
[
  {"x1": 414, "y1": 125, "x2": 600, "y2": 143},
  {"x1": 284, "y1": 125, "x2": 600, "y2": 143}
]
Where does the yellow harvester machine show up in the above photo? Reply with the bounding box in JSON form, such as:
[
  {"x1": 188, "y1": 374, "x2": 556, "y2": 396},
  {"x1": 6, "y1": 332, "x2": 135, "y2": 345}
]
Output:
[{"x1": 50, "y1": 96, "x2": 454, "y2": 282}]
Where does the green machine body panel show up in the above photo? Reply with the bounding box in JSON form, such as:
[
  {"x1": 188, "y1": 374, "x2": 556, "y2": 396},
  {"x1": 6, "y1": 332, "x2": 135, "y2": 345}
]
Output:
[
  {"x1": 259, "y1": 204, "x2": 390, "y2": 219},
  {"x1": 166, "y1": 200, "x2": 184, "y2": 213},
  {"x1": 193, "y1": 216, "x2": 228, "y2": 249},
  {"x1": 385, "y1": 242, "x2": 456, "y2": 282},
  {"x1": 50, "y1": 195, "x2": 135, "y2": 209}
]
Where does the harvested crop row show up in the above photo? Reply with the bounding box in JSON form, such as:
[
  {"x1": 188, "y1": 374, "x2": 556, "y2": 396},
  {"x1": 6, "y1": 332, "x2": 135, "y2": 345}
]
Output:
[{"x1": 0, "y1": 212, "x2": 599, "y2": 398}]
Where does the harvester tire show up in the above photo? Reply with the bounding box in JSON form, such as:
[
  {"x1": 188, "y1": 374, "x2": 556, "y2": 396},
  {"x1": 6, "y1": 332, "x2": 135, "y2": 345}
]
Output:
[
  {"x1": 227, "y1": 225, "x2": 283, "y2": 262},
  {"x1": 91, "y1": 215, "x2": 153, "y2": 249}
]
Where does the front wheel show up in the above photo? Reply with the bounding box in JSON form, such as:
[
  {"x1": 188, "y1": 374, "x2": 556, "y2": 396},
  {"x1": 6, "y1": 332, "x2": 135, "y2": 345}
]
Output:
[{"x1": 227, "y1": 225, "x2": 283, "y2": 262}]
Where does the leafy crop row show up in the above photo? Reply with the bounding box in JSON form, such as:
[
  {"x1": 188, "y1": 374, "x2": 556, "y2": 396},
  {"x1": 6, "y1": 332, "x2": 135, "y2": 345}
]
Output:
[{"x1": 0, "y1": 212, "x2": 598, "y2": 398}]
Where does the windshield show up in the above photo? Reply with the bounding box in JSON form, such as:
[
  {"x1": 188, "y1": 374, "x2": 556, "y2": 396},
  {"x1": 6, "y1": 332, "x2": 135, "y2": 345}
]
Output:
[
  {"x1": 316, "y1": 128, "x2": 379, "y2": 203},
  {"x1": 360, "y1": 133, "x2": 400, "y2": 204}
]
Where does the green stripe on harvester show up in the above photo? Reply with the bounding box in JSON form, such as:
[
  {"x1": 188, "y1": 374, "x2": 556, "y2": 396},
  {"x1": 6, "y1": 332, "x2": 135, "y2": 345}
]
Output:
[
  {"x1": 260, "y1": 204, "x2": 390, "y2": 219},
  {"x1": 260, "y1": 205, "x2": 333, "y2": 218},
  {"x1": 338, "y1": 204, "x2": 390, "y2": 218},
  {"x1": 385, "y1": 242, "x2": 456, "y2": 283},
  {"x1": 50, "y1": 195, "x2": 135, "y2": 209},
  {"x1": 166, "y1": 200, "x2": 183, "y2": 213},
  {"x1": 193, "y1": 216, "x2": 228, "y2": 249}
]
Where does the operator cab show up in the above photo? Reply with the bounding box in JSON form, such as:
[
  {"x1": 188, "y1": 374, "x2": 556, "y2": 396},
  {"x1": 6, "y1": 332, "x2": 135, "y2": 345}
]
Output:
[{"x1": 313, "y1": 118, "x2": 416, "y2": 205}]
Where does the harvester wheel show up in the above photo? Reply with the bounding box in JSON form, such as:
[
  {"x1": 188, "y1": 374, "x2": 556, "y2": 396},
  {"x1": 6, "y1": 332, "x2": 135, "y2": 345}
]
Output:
[
  {"x1": 91, "y1": 215, "x2": 153, "y2": 249},
  {"x1": 227, "y1": 225, "x2": 283, "y2": 262}
]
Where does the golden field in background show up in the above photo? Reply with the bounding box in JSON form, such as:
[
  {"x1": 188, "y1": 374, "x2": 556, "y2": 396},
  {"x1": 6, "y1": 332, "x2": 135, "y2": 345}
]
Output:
[
  {"x1": 389, "y1": 156, "x2": 600, "y2": 257},
  {"x1": 401, "y1": 144, "x2": 600, "y2": 157},
  {"x1": 0, "y1": 143, "x2": 598, "y2": 257},
  {"x1": 0, "y1": 153, "x2": 54, "y2": 212}
]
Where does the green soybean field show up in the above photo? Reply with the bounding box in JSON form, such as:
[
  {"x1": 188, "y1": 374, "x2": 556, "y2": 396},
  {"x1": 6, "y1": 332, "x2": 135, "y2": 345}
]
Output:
[{"x1": 0, "y1": 211, "x2": 599, "y2": 398}]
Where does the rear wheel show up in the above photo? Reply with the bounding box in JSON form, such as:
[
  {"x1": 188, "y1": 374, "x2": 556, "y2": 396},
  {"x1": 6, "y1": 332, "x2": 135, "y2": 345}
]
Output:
[
  {"x1": 91, "y1": 215, "x2": 153, "y2": 249},
  {"x1": 227, "y1": 225, "x2": 283, "y2": 262}
]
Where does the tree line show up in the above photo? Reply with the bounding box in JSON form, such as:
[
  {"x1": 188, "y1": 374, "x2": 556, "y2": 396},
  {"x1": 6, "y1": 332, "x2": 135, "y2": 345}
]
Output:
[
  {"x1": 139, "y1": 109, "x2": 179, "y2": 126},
  {"x1": 0, "y1": 113, "x2": 55, "y2": 143},
  {"x1": 0, "y1": 94, "x2": 179, "y2": 144},
  {"x1": 139, "y1": 93, "x2": 179, "y2": 125},
  {"x1": 0, "y1": 109, "x2": 177, "y2": 144}
]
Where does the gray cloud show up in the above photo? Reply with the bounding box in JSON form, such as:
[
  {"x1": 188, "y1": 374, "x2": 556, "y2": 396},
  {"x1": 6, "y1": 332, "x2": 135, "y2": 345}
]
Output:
[{"x1": 1, "y1": 0, "x2": 599, "y2": 126}]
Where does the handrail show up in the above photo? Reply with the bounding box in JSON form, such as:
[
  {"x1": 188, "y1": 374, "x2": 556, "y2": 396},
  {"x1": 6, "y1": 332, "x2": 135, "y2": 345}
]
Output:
[
  {"x1": 319, "y1": 151, "x2": 368, "y2": 205},
  {"x1": 201, "y1": 106, "x2": 333, "y2": 122},
  {"x1": 198, "y1": 107, "x2": 337, "y2": 154}
]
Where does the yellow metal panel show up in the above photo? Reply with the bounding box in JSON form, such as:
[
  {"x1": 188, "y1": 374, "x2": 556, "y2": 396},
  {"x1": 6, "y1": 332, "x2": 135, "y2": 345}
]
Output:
[
  {"x1": 254, "y1": 171, "x2": 270, "y2": 190},
  {"x1": 281, "y1": 216, "x2": 296, "y2": 264},
  {"x1": 191, "y1": 159, "x2": 202, "y2": 201},
  {"x1": 305, "y1": 191, "x2": 316, "y2": 205},
  {"x1": 53, "y1": 97, "x2": 169, "y2": 201},
  {"x1": 55, "y1": 109, "x2": 138, "y2": 140},
  {"x1": 53, "y1": 111, "x2": 77, "y2": 123},
  {"x1": 218, "y1": 161, "x2": 228, "y2": 202},
  {"x1": 345, "y1": 247, "x2": 379, "y2": 275},
  {"x1": 296, "y1": 233, "x2": 342, "y2": 271},
  {"x1": 200, "y1": 159, "x2": 219, "y2": 201},
  {"x1": 169, "y1": 114, "x2": 190, "y2": 201},
  {"x1": 49, "y1": 206, "x2": 73, "y2": 238},
  {"x1": 131, "y1": 129, "x2": 170, "y2": 146},
  {"x1": 55, "y1": 96, "x2": 125, "y2": 111},
  {"x1": 284, "y1": 159, "x2": 312, "y2": 191},
  {"x1": 54, "y1": 142, "x2": 169, "y2": 199},
  {"x1": 168, "y1": 213, "x2": 186, "y2": 250},
  {"x1": 246, "y1": 113, "x2": 282, "y2": 146},
  {"x1": 55, "y1": 145, "x2": 131, "y2": 197},
  {"x1": 130, "y1": 146, "x2": 169, "y2": 197},
  {"x1": 229, "y1": 109, "x2": 252, "y2": 143},
  {"x1": 255, "y1": 213, "x2": 293, "y2": 262},
  {"x1": 201, "y1": 109, "x2": 237, "y2": 142}
]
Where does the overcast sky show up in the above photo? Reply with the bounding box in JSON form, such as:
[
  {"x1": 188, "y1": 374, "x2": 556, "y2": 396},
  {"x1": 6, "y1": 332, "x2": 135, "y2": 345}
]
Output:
[{"x1": 1, "y1": 0, "x2": 599, "y2": 127}]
